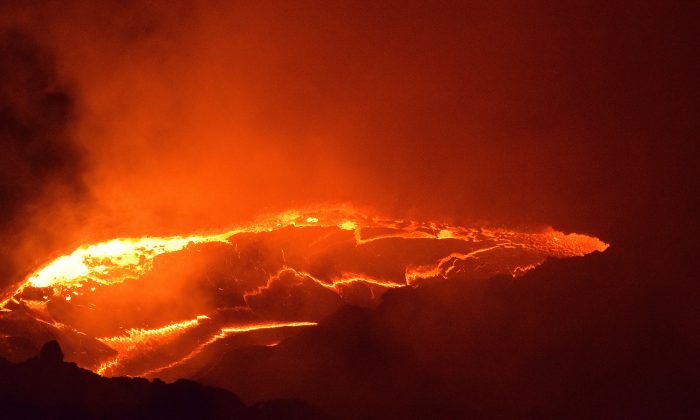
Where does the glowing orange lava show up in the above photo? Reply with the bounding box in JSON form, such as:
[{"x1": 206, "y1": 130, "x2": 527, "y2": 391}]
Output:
[
  {"x1": 96, "y1": 318, "x2": 317, "y2": 377},
  {"x1": 0, "y1": 207, "x2": 608, "y2": 379}
]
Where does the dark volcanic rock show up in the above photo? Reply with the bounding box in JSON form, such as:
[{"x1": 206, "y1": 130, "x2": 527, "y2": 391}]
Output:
[
  {"x1": 39, "y1": 340, "x2": 63, "y2": 363},
  {"x1": 0, "y1": 305, "x2": 117, "y2": 365},
  {"x1": 0, "y1": 342, "x2": 328, "y2": 420},
  {"x1": 193, "y1": 246, "x2": 699, "y2": 420}
]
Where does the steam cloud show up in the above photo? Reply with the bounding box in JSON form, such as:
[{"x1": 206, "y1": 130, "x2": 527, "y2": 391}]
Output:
[
  {"x1": 0, "y1": 2, "x2": 697, "y2": 418},
  {"x1": 0, "y1": 29, "x2": 85, "y2": 296},
  {"x1": 1, "y1": 1, "x2": 696, "y2": 281}
]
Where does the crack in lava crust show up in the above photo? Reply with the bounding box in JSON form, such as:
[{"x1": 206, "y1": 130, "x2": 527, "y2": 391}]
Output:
[{"x1": 0, "y1": 207, "x2": 607, "y2": 378}]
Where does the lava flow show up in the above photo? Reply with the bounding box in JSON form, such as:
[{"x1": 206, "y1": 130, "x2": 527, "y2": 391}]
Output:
[{"x1": 0, "y1": 207, "x2": 607, "y2": 379}]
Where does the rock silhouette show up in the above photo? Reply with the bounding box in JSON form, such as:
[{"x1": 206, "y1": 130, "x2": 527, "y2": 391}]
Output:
[
  {"x1": 0, "y1": 342, "x2": 328, "y2": 420},
  {"x1": 38, "y1": 340, "x2": 63, "y2": 363},
  {"x1": 192, "y1": 245, "x2": 699, "y2": 419}
]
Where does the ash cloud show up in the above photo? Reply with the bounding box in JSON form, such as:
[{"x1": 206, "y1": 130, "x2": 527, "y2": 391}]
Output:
[{"x1": 0, "y1": 28, "x2": 85, "y2": 295}]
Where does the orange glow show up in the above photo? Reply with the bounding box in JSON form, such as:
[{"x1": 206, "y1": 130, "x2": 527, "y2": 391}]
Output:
[
  {"x1": 135, "y1": 321, "x2": 318, "y2": 379},
  {"x1": 17, "y1": 208, "x2": 607, "y2": 295},
  {"x1": 219, "y1": 321, "x2": 318, "y2": 334},
  {"x1": 97, "y1": 318, "x2": 317, "y2": 377},
  {"x1": 98, "y1": 316, "x2": 209, "y2": 353},
  {"x1": 26, "y1": 236, "x2": 233, "y2": 289},
  {"x1": 2, "y1": 206, "x2": 607, "y2": 378}
]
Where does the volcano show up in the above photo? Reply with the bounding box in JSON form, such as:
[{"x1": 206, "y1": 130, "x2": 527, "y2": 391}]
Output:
[
  {"x1": 0, "y1": 207, "x2": 606, "y2": 380},
  {"x1": 1, "y1": 1, "x2": 696, "y2": 418}
]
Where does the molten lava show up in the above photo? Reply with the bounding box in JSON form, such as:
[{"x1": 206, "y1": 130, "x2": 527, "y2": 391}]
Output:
[{"x1": 0, "y1": 207, "x2": 607, "y2": 379}]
